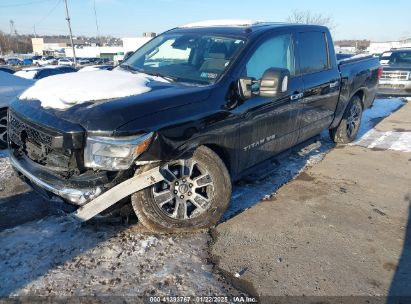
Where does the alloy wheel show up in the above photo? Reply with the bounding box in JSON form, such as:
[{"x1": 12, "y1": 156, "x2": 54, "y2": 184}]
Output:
[
  {"x1": 0, "y1": 114, "x2": 7, "y2": 147},
  {"x1": 346, "y1": 102, "x2": 361, "y2": 138},
  {"x1": 151, "y1": 159, "x2": 214, "y2": 220}
]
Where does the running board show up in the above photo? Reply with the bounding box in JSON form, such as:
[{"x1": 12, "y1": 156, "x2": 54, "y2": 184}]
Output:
[{"x1": 71, "y1": 166, "x2": 164, "y2": 222}]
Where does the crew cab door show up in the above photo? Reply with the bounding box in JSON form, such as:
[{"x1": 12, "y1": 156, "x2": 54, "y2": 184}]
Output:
[
  {"x1": 236, "y1": 32, "x2": 304, "y2": 172},
  {"x1": 296, "y1": 31, "x2": 341, "y2": 140}
]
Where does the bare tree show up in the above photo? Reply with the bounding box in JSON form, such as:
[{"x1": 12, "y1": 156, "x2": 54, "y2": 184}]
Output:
[{"x1": 287, "y1": 10, "x2": 336, "y2": 31}]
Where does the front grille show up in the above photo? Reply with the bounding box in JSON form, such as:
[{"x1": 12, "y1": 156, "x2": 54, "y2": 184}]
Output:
[
  {"x1": 381, "y1": 70, "x2": 410, "y2": 81},
  {"x1": 8, "y1": 112, "x2": 53, "y2": 147}
]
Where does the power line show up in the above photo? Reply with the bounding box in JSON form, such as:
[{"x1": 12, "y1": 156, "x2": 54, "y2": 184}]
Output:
[
  {"x1": 64, "y1": 0, "x2": 77, "y2": 66},
  {"x1": 0, "y1": 0, "x2": 54, "y2": 8},
  {"x1": 93, "y1": 0, "x2": 101, "y2": 41},
  {"x1": 35, "y1": 0, "x2": 62, "y2": 27}
]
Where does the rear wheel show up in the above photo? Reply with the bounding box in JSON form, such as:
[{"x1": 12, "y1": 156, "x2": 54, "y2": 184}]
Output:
[
  {"x1": 131, "y1": 146, "x2": 231, "y2": 233},
  {"x1": 329, "y1": 96, "x2": 363, "y2": 144},
  {"x1": 0, "y1": 109, "x2": 7, "y2": 149}
]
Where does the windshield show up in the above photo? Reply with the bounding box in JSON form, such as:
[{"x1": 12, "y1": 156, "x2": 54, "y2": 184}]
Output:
[
  {"x1": 380, "y1": 51, "x2": 411, "y2": 65},
  {"x1": 122, "y1": 33, "x2": 246, "y2": 85}
]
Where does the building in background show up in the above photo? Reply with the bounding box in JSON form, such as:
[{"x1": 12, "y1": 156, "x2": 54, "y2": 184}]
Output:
[
  {"x1": 122, "y1": 36, "x2": 152, "y2": 53},
  {"x1": 368, "y1": 38, "x2": 411, "y2": 55},
  {"x1": 32, "y1": 34, "x2": 154, "y2": 60},
  {"x1": 32, "y1": 37, "x2": 86, "y2": 55},
  {"x1": 334, "y1": 40, "x2": 370, "y2": 54}
]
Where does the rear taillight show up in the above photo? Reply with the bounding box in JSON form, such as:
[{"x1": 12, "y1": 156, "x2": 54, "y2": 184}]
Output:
[{"x1": 377, "y1": 67, "x2": 383, "y2": 80}]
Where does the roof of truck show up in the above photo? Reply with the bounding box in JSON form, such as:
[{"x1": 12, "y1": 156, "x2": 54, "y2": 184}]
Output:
[{"x1": 172, "y1": 20, "x2": 328, "y2": 37}]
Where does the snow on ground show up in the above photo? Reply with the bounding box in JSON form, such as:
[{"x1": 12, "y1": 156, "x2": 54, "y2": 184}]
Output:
[
  {"x1": 0, "y1": 150, "x2": 12, "y2": 189},
  {"x1": 14, "y1": 70, "x2": 38, "y2": 80},
  {"x1": 0, "y1": 97, "x2": 408, "y2": 297},
  {"x1": 19, "y1": 69, "x2": 167, "y2": 110},
  {"x1": 0, "y1": 217, "x2": 239, "y2": 297},
  {"x1": 353, "y1": 98, "x2": 411, "y2": 152}
]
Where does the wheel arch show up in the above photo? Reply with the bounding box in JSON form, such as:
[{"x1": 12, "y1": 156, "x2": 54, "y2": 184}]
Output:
[
  {"x1": 202, "y1": 143, "x2": 232, "y2": 175},
  {"x1": 351, "y1": 89, "x2": 365, "y2": 109}
]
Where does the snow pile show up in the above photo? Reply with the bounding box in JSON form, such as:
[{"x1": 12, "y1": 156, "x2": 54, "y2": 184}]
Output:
[
  {"x1": 357, "y1": 98, "x2": 404, "y2": 138},
  {"x1": 139, "y1": 236, "x2": 158, "y2": 254},
  {"x1": 19, "y1": 69, "x2": 156, "y2": 110},
  {"x1": 14, "y1": 70, "x2": 38, "y2": 80},
  {"x1": 0, "y1": 216, "x2": 238, "y2": 297},
  {"x1": 78, "y1": 65, "x2": 105, "y2": 72},
  {"x1": 181, "y1": 19, "x2": 259, "y2": 28},
  {"x1": 353, "y1": 98, "x2": 411, "y2": 152}
]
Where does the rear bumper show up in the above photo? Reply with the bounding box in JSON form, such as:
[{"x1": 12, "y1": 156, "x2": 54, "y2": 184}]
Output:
[{"x1": 378, "y1": 80, "x2": 411, "y2": 97}]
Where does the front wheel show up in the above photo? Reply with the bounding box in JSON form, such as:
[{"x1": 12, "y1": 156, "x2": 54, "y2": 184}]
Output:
[
  {"x1": 329, "y1": 96, "x2": 363, "y2": 144},
  {"x1": 0, "y1": 109, "x2": 8, "y2": 149},
  {"x1": 131, "y1": 146, "x2": 232, "y2": 233}
]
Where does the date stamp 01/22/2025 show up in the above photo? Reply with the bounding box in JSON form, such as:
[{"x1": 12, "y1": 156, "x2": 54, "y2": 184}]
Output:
[{"x1": 149, "y1": 296, "x2": 258, "y2": 303}]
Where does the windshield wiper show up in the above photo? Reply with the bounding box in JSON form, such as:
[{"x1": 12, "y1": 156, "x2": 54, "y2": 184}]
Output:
[
  {"x1": 135, "y1": 68, "x2": 177, "y2": 82},
  {"x1": 119, "y1": 63, "x2": 137, "y2": 72}
]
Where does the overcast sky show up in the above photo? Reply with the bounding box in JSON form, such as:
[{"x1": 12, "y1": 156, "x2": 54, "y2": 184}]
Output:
[{"x1": 0, "y1": 0, "x2": 410, "y2": 41}]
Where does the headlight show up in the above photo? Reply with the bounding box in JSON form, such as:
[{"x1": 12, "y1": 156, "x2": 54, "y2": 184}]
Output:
[{"x1": 84, "y1": 133, "x2": 153, "y2": 170}]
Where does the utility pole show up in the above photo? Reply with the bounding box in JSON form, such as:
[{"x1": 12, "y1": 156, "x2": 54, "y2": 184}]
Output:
[{"x1": 64, "y1": 0, "x2": 77, "y2": 66}]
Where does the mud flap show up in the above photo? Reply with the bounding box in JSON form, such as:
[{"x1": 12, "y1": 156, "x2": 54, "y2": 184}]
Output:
[{"x1": 71, "y1": 166, "x2": 164, "y2": 222}]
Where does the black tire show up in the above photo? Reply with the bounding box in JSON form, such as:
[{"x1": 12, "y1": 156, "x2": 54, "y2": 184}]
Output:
[
  {"x1": 329, "y1": 96, "x2": 363, "y2": 144},
  {"x1": 131, "y1": 146, "x2": 232, "y2": 233},
  {"x1": 0, "y1": 109, "x2": 7, "y2": 149}
]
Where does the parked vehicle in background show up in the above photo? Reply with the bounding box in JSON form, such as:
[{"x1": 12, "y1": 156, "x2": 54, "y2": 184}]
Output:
[
  {"x1": 22, "y1": 58, "x2": 33, "y2": 66},
  {"x1": 37, "y1": 56, "x2": 57, "y2": 66},
  {"x1": 8, "y1": 21, "x2": 381, "y2": 232},
  {"x1": 58, "y1": 58, "x2": 74, "y2": 66},
  {"x1": 79, "y1": 65, "x2": 113, "y2": 72},
  {"x1": 6, "y1": 58, "x2": 22, "y2": 66},
  {"x1": 0, "y1": 67, "x2": 15, "y2": 74},
  {"x1": 77, "y1": 58, "x2": 91, "y2": 66},
  {"x1": 378, "y1": 48, "x2": 411, "y2": 96},
  {"x1": 14, "y1": 66, "x2": 77, "y2": 80},
  {"x1": 55, "y1": 66, "x2": 78, "y2": 73},
  {"x1": 0, "y1": 71, "x2": 34, "y2": 148},
  {"x1": 32, "y1": 55, "x2": 42, "y2": 65}
]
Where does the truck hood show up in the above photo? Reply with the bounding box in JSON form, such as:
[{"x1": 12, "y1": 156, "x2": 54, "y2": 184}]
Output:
[
  {"x1": 14, "y1": 69, "x2": 212, "y2": 133},
  {"x1": 381, "y1": 64, "x2": 411, "y2": 71}
]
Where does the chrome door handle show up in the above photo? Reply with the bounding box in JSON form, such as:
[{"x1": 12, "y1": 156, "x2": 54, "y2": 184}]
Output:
[
  {"x1": 290, "y1": 92, "x2": 303, "y2": 100},
  {"x1": 330, "y1": 81, "x2": 339, "y2": 88}
]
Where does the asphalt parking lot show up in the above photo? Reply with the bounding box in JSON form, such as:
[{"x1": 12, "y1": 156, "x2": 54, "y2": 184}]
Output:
[{"x1": 0, "y1": 98, "x2": 410, "y2": 300}]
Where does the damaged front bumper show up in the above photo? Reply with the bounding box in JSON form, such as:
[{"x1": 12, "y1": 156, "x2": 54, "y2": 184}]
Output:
[
  {"x1": 11, "y1": 153, "x2": 166, "y2": 221},
  {"x1": 10, "y1": 154, "x2": 103, "y2": 205}
]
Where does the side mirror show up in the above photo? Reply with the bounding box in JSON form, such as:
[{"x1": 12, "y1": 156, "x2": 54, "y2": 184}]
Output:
[
  {"x1": 237, "y1": 68, "x2": 290, "y2": 100},
  {"x1": 259, "y1": 68, "x2": 290, "y2": 98},
  {"x1": 237, "y1": 77, "x2": 255, "y2": 100}
]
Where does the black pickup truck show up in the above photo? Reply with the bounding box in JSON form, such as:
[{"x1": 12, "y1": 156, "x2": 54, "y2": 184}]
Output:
[{"x1": 7, "y1": 21, "x2": 381, "y2": 232}]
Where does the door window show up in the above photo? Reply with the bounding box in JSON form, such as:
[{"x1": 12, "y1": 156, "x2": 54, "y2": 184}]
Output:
[
  {"x1": 298, "y1": 31, "x2": 330, "y2": 74},
  {"x1": 246, "y1": 34, "x2": 295, "y2": 81}
]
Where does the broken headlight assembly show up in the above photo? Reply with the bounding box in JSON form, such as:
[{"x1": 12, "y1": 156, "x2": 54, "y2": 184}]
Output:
[{"x1": 84, "y1": 133, "x2": 153, "y2": 171}]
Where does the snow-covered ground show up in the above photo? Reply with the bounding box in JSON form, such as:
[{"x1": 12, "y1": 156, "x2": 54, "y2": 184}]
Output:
[
  {"x1": 0, "y1": 217, "x2": 238, "y2": 297},
  {"x1": 353, "y1": 98, "x2": 411, "y2": 152},
  {"x1": 0, "y1": 97, "x2": 409, "y2": 297}
]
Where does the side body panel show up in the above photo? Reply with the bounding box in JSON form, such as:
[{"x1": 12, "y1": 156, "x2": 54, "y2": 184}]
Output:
[{"x1": 330, "y1": 56, "x2": 380, "y2": 129}]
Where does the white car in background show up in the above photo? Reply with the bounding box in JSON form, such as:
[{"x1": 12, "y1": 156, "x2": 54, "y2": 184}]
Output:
[
  {"x1": 58, "y1": 58, "x2": 74, "y2": 66},
  {"x1": 0, "y1": 71, "x2": 34, "y2": 148},
  {"x1": 37, "y1": 56, "x2": 57, "y2": 66}
]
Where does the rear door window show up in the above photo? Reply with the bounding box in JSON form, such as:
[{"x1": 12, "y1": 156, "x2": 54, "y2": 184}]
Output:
[{"x1": 297, "y1": 31, "x2": 330, "y2": 74}]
